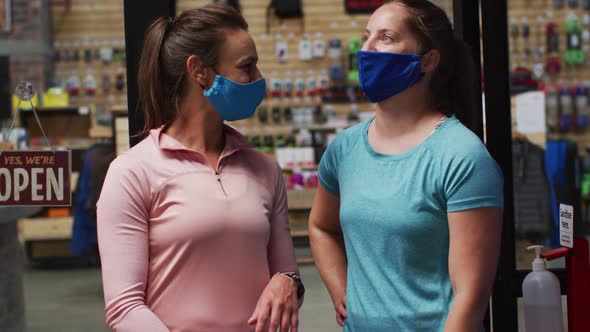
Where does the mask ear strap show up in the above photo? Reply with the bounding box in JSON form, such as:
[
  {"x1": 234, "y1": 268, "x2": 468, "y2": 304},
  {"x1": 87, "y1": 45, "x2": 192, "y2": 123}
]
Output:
[{"x1": 201, "y1": 66, "x2": 220, "y2": 91}]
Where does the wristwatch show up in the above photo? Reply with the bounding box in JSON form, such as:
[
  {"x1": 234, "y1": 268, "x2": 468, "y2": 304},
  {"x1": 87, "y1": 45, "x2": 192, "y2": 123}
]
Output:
[{"x1": 281, "y1": 272, "x2": 305, "y2": 301}]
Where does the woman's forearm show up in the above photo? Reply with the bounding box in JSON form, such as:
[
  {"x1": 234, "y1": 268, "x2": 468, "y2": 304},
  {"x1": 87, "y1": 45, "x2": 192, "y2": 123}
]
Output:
[
  {"x1": 443, "y1": 293, "x2": 488, "y2": 332},
  {"x1": 309, "y1": 226, "x2": 348, "y2": 305}
]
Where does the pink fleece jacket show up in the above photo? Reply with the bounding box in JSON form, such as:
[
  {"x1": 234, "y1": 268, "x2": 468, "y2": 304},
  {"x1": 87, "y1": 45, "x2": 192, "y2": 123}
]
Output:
[{"x1": 97, "y1": 126, "x2": 298, "y2": 332}]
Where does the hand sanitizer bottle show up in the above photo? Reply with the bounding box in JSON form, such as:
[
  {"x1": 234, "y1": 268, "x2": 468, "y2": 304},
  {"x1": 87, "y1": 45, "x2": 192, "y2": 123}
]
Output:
[{"x1": 522, "y1": 245, "x2": 564, "y2": 332}]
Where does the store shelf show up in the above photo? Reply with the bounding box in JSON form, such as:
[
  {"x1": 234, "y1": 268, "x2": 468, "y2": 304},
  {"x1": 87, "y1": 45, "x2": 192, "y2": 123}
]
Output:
[
  {"x1": 17, "y1": 216, "x2": 73, "y2": 242},
  {"x1": 21, "y1": 106, "x2": 81, "y2": 115},
  {"x1": 291, "y1": 229, "x2": 309, "y2": 238},
  {"x1": 287, "y1": 189, "x2": 316, "y2": 211}
]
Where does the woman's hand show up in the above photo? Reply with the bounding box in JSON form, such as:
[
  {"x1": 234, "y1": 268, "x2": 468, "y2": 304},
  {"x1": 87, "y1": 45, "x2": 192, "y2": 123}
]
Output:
[
  {"x1": 248, "y1": 273, "x2": 299, "y2": 332},
  {"x1": 335, "y1": 294, "x2": 347, "y2": 327}
]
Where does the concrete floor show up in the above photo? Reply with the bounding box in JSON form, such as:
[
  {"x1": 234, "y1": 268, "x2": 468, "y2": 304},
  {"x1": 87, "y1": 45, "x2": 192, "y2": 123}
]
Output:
[
  {"x1": 21, "y1": 260, "x2": 569, "y2": 332},
  {"x1": 22, "y1": 263, "x2": 341, "y2": 332}
]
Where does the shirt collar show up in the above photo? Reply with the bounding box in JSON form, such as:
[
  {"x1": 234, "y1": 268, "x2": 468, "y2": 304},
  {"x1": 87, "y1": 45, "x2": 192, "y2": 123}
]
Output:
[{"x1": 150, "y1": 124, "x2": 251, "y2": 158}]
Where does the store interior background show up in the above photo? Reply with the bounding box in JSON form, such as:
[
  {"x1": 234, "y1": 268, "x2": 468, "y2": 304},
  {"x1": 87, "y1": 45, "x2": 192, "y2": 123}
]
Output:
[{"x1": 0, "y1": 0, "x2": 583, "y2": 330}]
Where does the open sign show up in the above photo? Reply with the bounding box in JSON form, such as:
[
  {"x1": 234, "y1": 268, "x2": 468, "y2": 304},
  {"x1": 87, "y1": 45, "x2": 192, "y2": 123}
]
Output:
[{"x1": 0, "y1": 151, "x2": 71, "y2": 206}]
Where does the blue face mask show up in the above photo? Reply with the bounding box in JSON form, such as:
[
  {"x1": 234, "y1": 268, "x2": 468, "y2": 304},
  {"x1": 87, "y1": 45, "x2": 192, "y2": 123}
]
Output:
[
  {"x1": 203, "y1": 74, "x2": 267, "y2": 121},
  {"x1": 358, "y1": 50, "x2": 423, "y2": 103}
]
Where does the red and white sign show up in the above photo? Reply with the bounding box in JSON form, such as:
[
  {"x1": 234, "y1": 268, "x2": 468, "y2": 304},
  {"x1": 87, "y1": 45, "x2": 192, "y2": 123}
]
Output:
[{"x1": 0, "y1": 151, "x2": 71, "y2": 206}]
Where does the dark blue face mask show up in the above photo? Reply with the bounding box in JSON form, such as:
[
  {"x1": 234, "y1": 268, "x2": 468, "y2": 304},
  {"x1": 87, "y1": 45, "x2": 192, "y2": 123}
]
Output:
[{"x1": 357, "y1": 50, "x2": 423, "y2": 103}]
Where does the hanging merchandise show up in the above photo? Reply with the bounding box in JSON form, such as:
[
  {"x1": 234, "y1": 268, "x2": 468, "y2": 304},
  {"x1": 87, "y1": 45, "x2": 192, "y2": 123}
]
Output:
[
  {"x1": 66, "y1": 73, "x2": 81, "y2": 96},
  {"x1": 115, "y1": 73, "x2": 125, "y2": 92},
  {"x1": 348, "y1": 103, "x2": 360, "y2": 122},
  {"x1": 546, "y1": 22, "x2": 561, "y2": 75},
  {"x1": 102, "y1": 75, "x2": 111, "y2": 93},
  {"x1": 72, "y1": 48, "x2": 80, "y2": 62},
  {"x1": 283, "y1": 77, "x2": 294, "y2": 97},
  {"x1": 101, "y1": 47, "x2": 113, "y2": 65},
  {"x1": 576, "y1": 84, "x2": 589, "y2": 129},
  {"x1": 313, "y1": 105, "x2": 324, "y2": 124},
  {"x1": 536, "y1": 16, "x2": 545, "y2": 58},
  {"x1": 112, "y1": 48, "x2": 126, "y2": 63},
  {"x1": 522, "y1": 17, "x2": 531, "y2": 58},
  {"x1": 307, "y1": 76, "x2": 320, "y2": 96},
  {"x1": 583, "y1": 15, "x2": 590, "y2": 53},
  {"x1": 272, "y1": 106, "x2": 281, "y2": 123},
  {"x1": 84, "y1": 49, "x2": 92, "y2": 64},
  {"x1": 299, "y1": 35, "x2": 312, "y2": 62},
  {"x1": 266, "y1": 0, "x2": 304, "y2": 34},
  {"x1": 534, "y1": 16, "x2": 545, "y2": 79},
  {"x1": 511, "y1": 17, "x2": 521, "y2": 63},
  {"x1": 295, "y1": 75, "x2": 305, "y2": 97},
  {"x1": 585, "y1": 0, "x2": 590, "y2": 10},
  {"x1": 307, "y1": 76, "x2": 318, "y2": 96},
  {"x1": 554, "y1": 0, "x2": 565, "y2": 8},
  {"x1": 62, "y1": 48, "x2": 72, "y2": 62},
  {"x1": 258, "y1": 106, "x2": 269, "y2": 123},
  {"x1": 522, "y1": 245, "x2": 565, "y2": 332},
  {"x1": 284, "y1": 106, "x2": 293, "y2": 122},
  {"x1": 512, "y1": 139, "x2": 553, "y2": 240},
  {"x1": 263, "y1": 135, "x2": 274, "y2": 153},
  {"x1": 93, "y1": 41, "x2": 101, "y2": 60},
  {"x1": 344, "y1": 0, "x2": 385, "y2": 14},
  {"x1": 560, "y1": 85, "x2": 573, "y2": 131},
  {"x1": 319, "y1": 70, "x2": 330, "y2": 94},
  {"x1": 312, "y1": 32, "x2": 326, "y2": 59},
  {"x1": 546, "y1": 85, "x2": 559, "y2": 130},
  {"x1": 565, "y1": 13, "x2": 584, "y2": 65},
  {"x1": 251, "y1": 136, "x2": 262, "y2": 149},
  {"x1": 270, "y1": 77, "x2": 282, "y2": 97},
  {"x1": 570, "y1": 0, "x2": 579, "y2": 7},
  {"x1": 329, "y1": 65, "x2": 347, "y2": 84},
  {"x1": 348, "y1": 37, "x2": 362, "y2": 83},
  {"x1": 83, "y1": 72, "x2": 97, "y2": 96},
  {"x1": 328, "y1": 38, "x2": 343, "y2": 60},
  {"x1": 276, "y1": 39, "x2": 289, "y2": 63}
]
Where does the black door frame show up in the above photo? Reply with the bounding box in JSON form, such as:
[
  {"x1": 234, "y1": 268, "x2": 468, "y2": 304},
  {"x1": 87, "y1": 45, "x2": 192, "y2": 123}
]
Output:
[
  {"x1": 122, "y1": 1, "x2": 550, "y2": 331},
  {"x1": 123, "y1": 0, "x2": 176, "y2": 147},
  {"x1": 479, "y1": 0, "x2": 519, "y2": 330}
]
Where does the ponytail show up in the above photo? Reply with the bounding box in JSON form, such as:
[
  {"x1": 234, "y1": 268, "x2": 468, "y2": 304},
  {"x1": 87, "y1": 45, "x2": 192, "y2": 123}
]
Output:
[
  {"x1": 135, "y1": 4, "x2": 248, "y2": 137},
  {"x1": 137, "y1": 17, "x2": 170, "y2": 137},
  {"x1": 446, "y1": 39, "x2": 480, "y2": 134},
  {"x1": 385, "y1": 0, "x2": 482, "y2": 134}
]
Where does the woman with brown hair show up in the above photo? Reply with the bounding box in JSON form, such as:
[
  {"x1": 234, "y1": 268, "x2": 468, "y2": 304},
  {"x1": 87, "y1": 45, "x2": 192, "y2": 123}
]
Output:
[
  {"x1": 97, "y1": 4, "x2": 303, "y2": 332},
  {"x1": 309, "y1": 1, "x2": 503, "y2": 331}
]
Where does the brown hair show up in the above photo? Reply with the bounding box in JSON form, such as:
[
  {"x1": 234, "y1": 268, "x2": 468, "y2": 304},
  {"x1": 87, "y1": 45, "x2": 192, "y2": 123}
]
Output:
[
  {"x1": 384, "y1": 0, "x2": 479, "y2": 129},
  {"x1": 136, "y1": 4, "x2": 248, "y2": 135}
]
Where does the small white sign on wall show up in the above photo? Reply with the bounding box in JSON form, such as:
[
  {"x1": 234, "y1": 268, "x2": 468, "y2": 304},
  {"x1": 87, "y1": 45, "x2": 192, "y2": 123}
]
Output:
[{"x1": 515, "y1": 91, "x2": 546, "y2": 134}]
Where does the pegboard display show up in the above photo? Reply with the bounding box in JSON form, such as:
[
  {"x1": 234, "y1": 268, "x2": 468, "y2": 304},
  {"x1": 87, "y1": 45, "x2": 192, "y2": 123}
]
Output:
[
  {"x1": 508, "y1": 0, "x2": 590, "y2": 79},
  {"x1": 508, "y1": 0, "x2": 590, "y2": 152},
  {"x1": 178, "y1": 0, "x2": 452, "y2": 138},
  {"x1": 49, "y1": 0, "x2": 127, "y2": 110}
]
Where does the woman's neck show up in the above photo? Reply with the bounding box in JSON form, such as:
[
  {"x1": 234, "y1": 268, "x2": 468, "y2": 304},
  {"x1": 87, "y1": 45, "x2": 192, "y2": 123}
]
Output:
[
  {"x1": 165, "y1": 96, "x2": 225, "y2": 154},
  {"x1": 373, "y1": 85, "x2": 443, "y2": 139}
]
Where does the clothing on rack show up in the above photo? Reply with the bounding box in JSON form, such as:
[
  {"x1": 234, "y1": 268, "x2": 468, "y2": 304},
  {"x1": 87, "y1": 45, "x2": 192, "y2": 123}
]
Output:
[{"x1": 70, "y1": 143, "x2": 116, "y2": 256}]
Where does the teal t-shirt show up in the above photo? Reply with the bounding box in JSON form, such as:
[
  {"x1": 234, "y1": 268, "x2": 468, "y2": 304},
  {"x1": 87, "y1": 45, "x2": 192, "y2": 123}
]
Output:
[{"x1": 318, "y1": 116, "x2": 503, "y2": 332}]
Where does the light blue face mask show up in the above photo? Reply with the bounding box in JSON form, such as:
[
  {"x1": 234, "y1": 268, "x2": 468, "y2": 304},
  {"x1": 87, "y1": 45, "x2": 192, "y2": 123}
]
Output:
[{"x1": 203, "y1": 74, "x2": 267, "y2": 121}]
